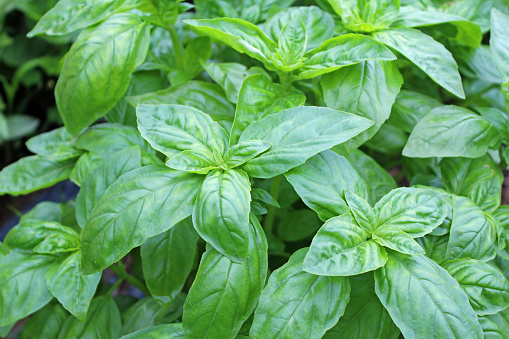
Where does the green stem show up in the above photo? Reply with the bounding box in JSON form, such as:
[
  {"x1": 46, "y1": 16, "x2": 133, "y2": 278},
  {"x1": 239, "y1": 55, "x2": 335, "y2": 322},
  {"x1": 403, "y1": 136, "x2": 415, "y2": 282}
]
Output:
[
  {"x1": 168, "y1": 24, "x2": 184, "y2": 70},
  {"x1": 264, "y1": 175, "x2": 282, "y2": 234},
  {"x1": 279, "y1": 72, "x2": 293, "y2": 93},
  {"x1": 109, "y1": 263, "x2": 150, "y2": 295}
]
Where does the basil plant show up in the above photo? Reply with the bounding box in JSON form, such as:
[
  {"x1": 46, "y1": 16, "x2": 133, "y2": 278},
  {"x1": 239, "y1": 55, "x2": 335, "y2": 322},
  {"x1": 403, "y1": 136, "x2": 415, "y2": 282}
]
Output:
[{"x1": 1, "y1": 0, "x2": 509, "y2": 338}]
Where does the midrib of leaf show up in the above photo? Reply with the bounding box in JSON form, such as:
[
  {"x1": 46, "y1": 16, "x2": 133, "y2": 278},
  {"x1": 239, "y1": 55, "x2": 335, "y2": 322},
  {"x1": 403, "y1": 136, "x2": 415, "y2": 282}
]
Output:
[{"x1": 336, "y1": 296, "x2": 377, "y2": 336}]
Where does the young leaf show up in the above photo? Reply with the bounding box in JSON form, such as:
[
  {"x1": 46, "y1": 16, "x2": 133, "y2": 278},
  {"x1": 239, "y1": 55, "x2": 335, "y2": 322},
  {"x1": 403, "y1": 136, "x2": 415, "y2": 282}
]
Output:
[
  {"x1": 240, "y1": 106, "x2": 373, "y2": 178},
  {"x1": 165, "y1": 148, "x2": 217, "y2": 174},
  {"x1": 58, "y1": 296, "x2": 122, "y2": 339},
  {"x1": 56, "y1": 13, "x2": 150, "y2": 135},
  {"x1": 0, "y1": 252, "x2": 55, "y2": 326},
  {"x1": 403, "y1": 106, "x2": 499, "y2": 158},
  {"x1": 225, "y1": 140, "x2": 271, "y2": 168},
  {"x1": 272, "y1": 19, "x2": 307, "y2": 71},
  {"x1": 69, "y1": 152, "x2": 104, "y2": 187},
  {"x1": 322, "y1": 60, "x2": 403, "y2": 151},
  {"x1": 141, "y1": 218, "x2": 199, "y2": 307},
  {"x1": 303, "y1": 217, "x2": 388, "y2": 276},
  {"x1": 81, "y1": 165, "x2": 203, "y2": 273},
  {"x1": 329, "y1": 0, "x2": 401, "y2": 32},
  {"x1": 251, "y1": 248, "x2": 350, "y2": 338},
  {"x1": 75, "y1": 146, "x2": 142, "y2": 228},
  {"x1": 296, "y1": 34, "x2": 396, "y2": 80},
  {"x1": 374, "y1": 187, "x2": 447, "y2": 237},
  {"x1": 183, "y1": 215, "x2": 268, "y2": 338},
  {"x1": 229, "y1": 74, "x2": 306, "y2": 145},
  {"x1": 26, "y1": 127, "x2": 81, "y2": 161},
  {"x1": 373, "y1": 28, "x2": 465, "y2": 98},
  {"x1": 285, "y1": 150, "x2": 368, "y2": 221},
  {"x1": 193, "y1": 169, "x2": 251, "y2": 262},
  {"x1": 46, "y1": 252, "x2": 101, "y2": 321},
  {"x1": 445, "y1": 195, "x2": 497, "y2": 262},
  {"x1": 374, "y1": 250, "x2": 483, "y2": 339},
  {"x1": 372, "y1": 227, "x2": 425, "y2": 255},
  {"x1": 0, "y1": 156, "x2": 75, "y2": 196},
  {"x1": 442, "y1": 259, "x2": 509, "y2": 316},
  {"x1": 120, "y1": 323, "x2": 185, "y2": 339},
  {"x1": 345, "y1": 190, "x2": 377, "y2": 234},
  {"x1": 137, "y1": 104, "x2": 229, "y2": 158}
]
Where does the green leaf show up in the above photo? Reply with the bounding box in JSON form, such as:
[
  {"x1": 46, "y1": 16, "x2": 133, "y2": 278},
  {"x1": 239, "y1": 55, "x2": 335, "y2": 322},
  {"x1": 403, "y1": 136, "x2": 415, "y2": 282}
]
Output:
[
  {"x1": 56, "y1": 13, "x2": 150, "y2": 135},
  {"x1": 69, "y1": 152, "x2": 104, "y2": 187},
  {"x1": 26, "y1": 127, "x2": 81, "y2": 161},
  {"x1": 81, "y1": 165, "x2": 202, "y2": 273},
  {"x1": 0, "y1": 252, "x2": 55, "y2": 326},
  {"x1": 372, "y1": 227, "x2": 425, "y2": 255},
  {"x1": 491, "y1": 9, "x2": 509, "y2": 78},
  {"x1": 141, "y1": 0, "x2": 180, "y2": 27},
  {"x1": 479, "y1": 308, "x2": 509, "y2": 338},
  {"x1": 387, "y1": 90, "x2": 441, "y2": 133},
  {"x1": 120, "y1": 323, "x2": 185, "y2": 339},
  {"x1": 322, "y1": 60, "x2": 403, "y2": 151},
  {"x1": 127, "y1": 81, "x2": 235, "y2": 130},
  {"x1": 277, "y1": 209, "x2": 321, "y2": 242},
  {"x1": 329, "y1": 0, "x2": 401, "y2": 32},
  {"x1": 46, "y1": 252, "x2": 101, "y2": 321},
  {"x1": 229, "y1": 74, "x2": 306, "y2": 145},
  {"x1": 374, "y1": 187, "x2": 447, "y2": 237},
  {"x1": 271, "y1": 19, "x2": 307, "y2": 71},
  {"x1": 20, "y1": 201, "x2": 78, "y2": 228},
  {"x1": 442, "y1": 259, "x2": 509, "y2": 316},
  {"x1": 225, "y1": 140, "x2": 271, "y2": 168},
  {"x1": 0, "y1": 156, "x2": 75, "y2": 196},
  {"x1": 250, "y1": 248, "x2": 350, "y2": 338},
  {"x1": 165, "y1": 148, "x2": 218, "y2": 174},
  {"x1": 183, "y1": 18, "x2": 277, "y2": 69},
  {"x1": 183, "y1": 215, "x2": 268, "y2": 338},
  {"x1": 295, "y1": 34, "x2": 396, "y2": 80},
  {"x1": 21, "y1": 303, "x2": 68, "y2": 339},
  {"x1": 265, "y1": 6, "x2": 334, "y2": 50},
  {"x1": 240, "y1": 106, "x2": 373, "y2": 178},
  {"x1": 28, "y1": 0, "x2": 134, "y2": 37},
  {"x1": 193, "y1": 169, "x2": 251, "y2": 262},
  {"x1": 137, "y1": 104, "x2": 229, "y2": 158},
  {"x1": 373, "y1": 28, "x2": 465, "y2": 98},
  {"x1": 344, "y1": 149, "x2": 396, "y2": 205},
  {"x1": 392, "y1": 6, "x2": 482, "y2": 48},
  {"x1": 3, "y1": 115, "x2": 39, "y2": 141},
  {"x1": 303, "y1": 217, "x2": 388, "y2": 276},
  {"x1": 285, "y1": 150, "x2": 368, "y2": 221},
  {"x1": 141, "y1": 218, "x2": 199, "y2": 307},
  {"x1": 374, "y1": 250, "x2": 483, "y2": 339},
  {"x1": 476, "y1": 107, "x2": 509, "y2": 143},
  {"x1": 440, "y1": 155, "x2": 504, "y2": 213},
  {"x1": 403, "y1": 105, "x2": 499, "y2": 158},
  {"x1": 58, "y1": 296, "x2": 121, "y2": 339},
  {"x1": 345, "y1": 190, "x2": 377, "y2": 235},
  {"x1": 121, "y1": 296, "x2": 184, "y2": 336},
  {"x1": 445, "y1": 195, "x2": 497, "y2": 262},
  {"x1": 323, "y1": 274, "x2": 400, "y2": 339},
  {"x1": 76, "y1": 146, "x2": 142, "y2": 228}
]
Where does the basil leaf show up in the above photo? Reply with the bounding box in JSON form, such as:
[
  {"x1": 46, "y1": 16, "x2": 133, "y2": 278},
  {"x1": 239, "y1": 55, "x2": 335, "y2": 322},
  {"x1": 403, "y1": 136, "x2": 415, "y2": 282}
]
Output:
[
  {"x1": 229, "y1": 74, "x2": 306, "y2": 145},
  {"x1": 276, "y1": 209, "x2": 321, "y2": 242},
  {"x1": 303, "y1": 217, "x2": 388, "y2": 276},
  {"x1": 20, "y1": 201, "x2": 78, "y2": 229},
  {"x1": 373, "y1": 28, "x2": 465, "y2": 98},
  {"x1": 445, "y1": 195, "x2": 497, "y2": 262},
  {"x1": 28, "y1": 0, "x2": 133, "y2": 37},
  {"x1": 442, "y1": 259, "x2": 509, "y2": 316},
  {"x1": 296, "y1": 34, "x2": 396, "y2": 80},
  {"x1": 387, "y1": 89, "x2": 441, "y2": 133},
  {"x1": 193, "y1": 169, "x2": 251, "y2": 262},
  {"x1": 184, "y1": 18, "x2": 277, "y2": 69},
  {"x1": 285, "y1": 150, "x2": 368, "y2": 221},
  {"x1": 476, "y1": 107, "x2": 509, "y2": 143},
  {"x1": 58, "y1": 296, "x2": 121, "y2": 339},
  {"x1": 479, "y1": 308, "x2": 509, "y2": 338},
  {"x1": 345, "y1": 190, "x2": 377, "y2": 234},
  {"x1": 0, "y1": 252, "x2": 55, "y2": 326},
  {"x1": 141, "y1": 218, "x2": 199, "y2": 307},
  {"x1": 121, "y1": 296, "x2": 185, "y2": 335},
  {"x1": 271, "y1": 18, "x2": 307, "y2": 71},
  {"x1": 491, "y1": 9, "x2": 509, "y2": 80},
  {"x1": 240, "y1": 106, "x2": 373, "y2": 178},
  {"x1": 81, "y1": 165, "x2": 202, "y2": 273},
  {"x1": 374, "y1": 187, "x2": 447, "y2": 237},
  {"x1": 46, "y1": 252, "x2": 101, "y2": 321},
  {"x1": 329, "y1": 0, "x2": 400, "y2": 32},
  {"x1": 21, "y1": 303, "x2": 68, "y2": 339},
  {"x1": 372, "y1": 227, "x2": 425, "y2": 255},
  {"x1": 251, "y1": 247, "x2": 350, "y2": 338},
  {"x1": 26, "y1": 127, "x2": 81, "y2": 161},
  {"x1": 183, "y1": 215, "x2": 268, "y2": 338},
  {"x1": 165, "y1": 148, "x2": 219, "y2": 174},
  {"x1": 137, "y1": 104, "x2": 229, "y2": 158},
  {"x1": 323, "y1": 274, "x2": 400, "y2": 339},
  {"x1": 56, "y1": 13, "x2": 150, "y2": 135},
  {"x1": 374, "y1": 250, "x2": 483, "y2": 338},
  {"x1": 322, "y1": 60, "x2": 403, "y2": 151},
  {"x1": 225, "y1": 140, "x2": 271, "y2": 168},
  {"x1": 120, "y1": 323, "x2": 185, "y2": 339},
  {"x1": 69, "y1": 152, "x2": 104, "y2": 187},
  {"x1": 440, "y1": 155, "x2": 503, "y2": 213},
  {"x1": 403, "y1": 105, "x2": 499, "y2": 158},
  {"x1": 0, "y1": 156, "x2": 75, "y2": 196},
  {"x1": 76, "y1": 146, "x2": 142, "y2": 228}
]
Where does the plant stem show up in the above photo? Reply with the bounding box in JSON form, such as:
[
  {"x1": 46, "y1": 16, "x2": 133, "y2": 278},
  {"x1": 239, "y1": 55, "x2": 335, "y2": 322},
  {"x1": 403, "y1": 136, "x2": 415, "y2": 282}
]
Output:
[
  {"x1": 279, "y1": 72, "x2": 293, "y2": 93},
  {"x1": 109, "y1": 263, "x2": 150, "y2": 295},
  {"x1": 168, "y1": 24, "x2": 184, "y2": 70},
  {"x1": 106, "y1": 277, "x2": 124, "y2": 297},
  {"x1": 264, "y1": 175, "x2": 282, "y2": 234}
]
